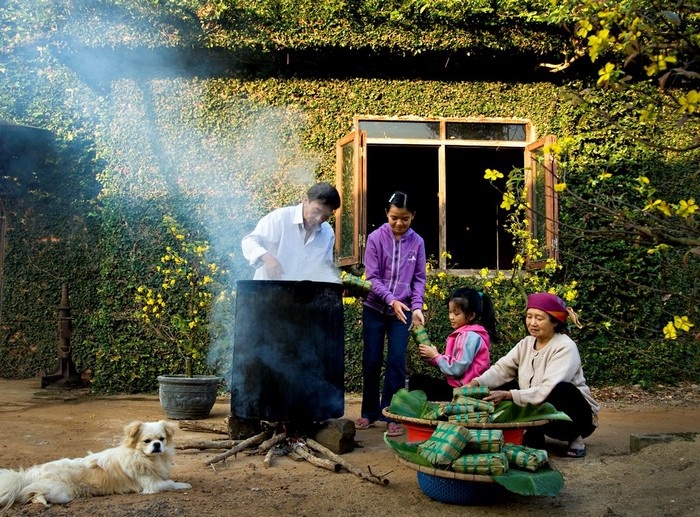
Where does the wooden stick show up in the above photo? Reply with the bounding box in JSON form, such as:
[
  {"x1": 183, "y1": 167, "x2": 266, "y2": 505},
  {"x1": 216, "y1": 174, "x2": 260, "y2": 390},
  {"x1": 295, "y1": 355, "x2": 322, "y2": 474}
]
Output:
[
  {"x1": 294, "y1": 445, "x2": 341, "y2": 472},
  {"x1": 204, "y1": 431, "x2": 268, "y2": 466},
  {"x1": 177, "y1": 439, "x2": 241, "y2": 450},
  {"x1": 263, "y1": 447, "x2": 276, "y2": 468},
  {"x1": 305, "y1": 438, "x2": 390, "y2": 485},
  {"x1": 178, "y1": 420, "x2": 229, "y2": 435},
  {"x1": 257, "y1": 432, "x2": 287, "y2": 453}
]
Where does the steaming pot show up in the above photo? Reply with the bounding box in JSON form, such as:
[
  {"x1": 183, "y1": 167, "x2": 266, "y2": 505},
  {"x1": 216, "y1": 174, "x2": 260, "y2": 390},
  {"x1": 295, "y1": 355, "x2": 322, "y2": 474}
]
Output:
[{"x1": 230, "y1": 280, "x2": 344, "y2": 423}]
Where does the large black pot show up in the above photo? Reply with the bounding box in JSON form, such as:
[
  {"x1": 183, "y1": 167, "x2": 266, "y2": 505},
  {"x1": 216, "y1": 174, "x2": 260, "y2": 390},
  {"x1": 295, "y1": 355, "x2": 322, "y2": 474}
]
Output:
[{"x1": 230, "y1": 280, "x2": 344, "y2": 423}]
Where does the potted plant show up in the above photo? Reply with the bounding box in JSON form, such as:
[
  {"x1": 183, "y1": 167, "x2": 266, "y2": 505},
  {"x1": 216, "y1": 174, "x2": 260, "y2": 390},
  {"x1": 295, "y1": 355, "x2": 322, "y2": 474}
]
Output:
[{"x1": 135, "y1": 215, "x2": 227, "y2": 419}]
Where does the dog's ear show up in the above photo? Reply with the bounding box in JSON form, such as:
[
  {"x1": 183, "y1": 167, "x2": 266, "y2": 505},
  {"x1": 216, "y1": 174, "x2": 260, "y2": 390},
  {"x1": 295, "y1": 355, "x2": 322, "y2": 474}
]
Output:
[
  {"x1": 123, "y1": 421, "x2": 143, "y2": 447},
  {"x1": 161, "y1": 420, "x2": 177, "y2": 441}
]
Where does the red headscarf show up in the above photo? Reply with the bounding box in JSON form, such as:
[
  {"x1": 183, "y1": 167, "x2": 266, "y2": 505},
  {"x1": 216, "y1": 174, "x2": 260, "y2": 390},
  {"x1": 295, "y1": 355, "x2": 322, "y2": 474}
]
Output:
[{"x1": 527, "y1": 292, "x2": 569, "y2": 323}]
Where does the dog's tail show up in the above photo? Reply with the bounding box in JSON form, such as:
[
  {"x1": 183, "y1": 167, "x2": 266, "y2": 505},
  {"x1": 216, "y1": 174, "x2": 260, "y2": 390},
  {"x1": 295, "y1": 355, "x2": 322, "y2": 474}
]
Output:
[{"x1": 0, "y1": 469, "x2": 25, "y2": 513}]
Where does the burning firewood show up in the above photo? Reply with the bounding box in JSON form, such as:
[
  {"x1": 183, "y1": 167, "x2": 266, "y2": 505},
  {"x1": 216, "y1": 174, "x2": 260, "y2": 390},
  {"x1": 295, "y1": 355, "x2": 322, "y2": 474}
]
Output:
[
  {"x1": 204, "y1": 431, "x2": 268, "y2": 467},
  {"x1": 256, "y1": 431, "x2": 287, "y2": 453}
]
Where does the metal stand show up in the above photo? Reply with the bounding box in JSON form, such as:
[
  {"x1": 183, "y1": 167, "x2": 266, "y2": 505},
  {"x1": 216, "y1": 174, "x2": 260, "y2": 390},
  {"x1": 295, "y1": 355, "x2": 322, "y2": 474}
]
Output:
[{"x1": 40, "y1": 283, "x2": 82, "y2": 388}]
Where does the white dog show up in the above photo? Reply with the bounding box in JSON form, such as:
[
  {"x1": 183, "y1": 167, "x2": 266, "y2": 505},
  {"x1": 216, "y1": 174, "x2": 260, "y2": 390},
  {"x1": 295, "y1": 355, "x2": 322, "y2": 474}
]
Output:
[{"x1": 0, "y1": 420, "x2": 191, "y2": 511}]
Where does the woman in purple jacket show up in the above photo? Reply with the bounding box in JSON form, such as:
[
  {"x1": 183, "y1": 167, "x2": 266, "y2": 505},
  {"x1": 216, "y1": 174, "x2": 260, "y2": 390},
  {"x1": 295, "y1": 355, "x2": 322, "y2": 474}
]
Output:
[{"x1": 355, "y1": 191, "x2": 426, "y2": 437}]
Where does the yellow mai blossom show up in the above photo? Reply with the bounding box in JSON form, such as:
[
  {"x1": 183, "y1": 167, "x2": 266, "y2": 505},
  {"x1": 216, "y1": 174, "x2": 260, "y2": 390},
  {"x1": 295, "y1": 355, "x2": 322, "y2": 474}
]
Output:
[
  {"x1": 644, "y1": 199, "x2": 672, "y2": 216},
  {"x1": 677, "y1": 198, "x2": 698, "y2": 218},
  {"x1": 554, "y1": 183, "x2": 567, "y2": 192},
  {"x1": 647, "y1": 244, "x2": 670, "y2": 254},
  {"x1": 563, "y1": 289, "x2": 578, "y2": 302},
  {"x1": 576, "y1": 19, "x2": 592, "y2": 38},
  {"x1": 588, "y1": 29, "x2": 613, "y2": 62},
  {"x1": 135, "y1": 215, "x2": 228, "y2": 377},
  {"x1": 645, "y1": 53, "x2": 677, "y2": 76},
  {"x1": 501, "y1": 192, "x2": 516, "y2": 210},
  {"x1": 484, "y1": 169, "x2": 504, "y2": 181},
  {"x1": 597, "y1": 62, "x2": 616, "y2": 86},
  {"x1": 480, "y1": 268, "x2": 489, "y2": 278},
  {"x1": 673, "y1": 316, "x2": 694, "y2": 332},
  {"x1": 679, "y1": 90, "x2": 699, "y2": 114},
  {"x1": 663, "y1": 322, "x2": 677, "y2": 340}
]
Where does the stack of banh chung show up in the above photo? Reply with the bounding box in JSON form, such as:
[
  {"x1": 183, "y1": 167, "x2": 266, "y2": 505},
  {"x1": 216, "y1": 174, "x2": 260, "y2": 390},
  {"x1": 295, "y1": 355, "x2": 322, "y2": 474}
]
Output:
[{"x1": 417, "y1": 387, "x2": 549, "y2": 475}]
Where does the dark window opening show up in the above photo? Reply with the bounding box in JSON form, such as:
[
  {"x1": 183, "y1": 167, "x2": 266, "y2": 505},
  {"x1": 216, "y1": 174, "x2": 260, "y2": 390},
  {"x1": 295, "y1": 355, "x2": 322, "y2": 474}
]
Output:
[
  {"x1": 365, "y1": 145, "x2": 440, "y2": 262},
  {"x1": 445, "y1": 147, "x2": 520, "y2": 270}
]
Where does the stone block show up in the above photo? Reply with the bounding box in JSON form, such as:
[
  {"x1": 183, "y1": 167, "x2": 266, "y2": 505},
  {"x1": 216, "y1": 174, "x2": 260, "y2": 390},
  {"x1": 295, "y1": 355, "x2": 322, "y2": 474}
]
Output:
[
  {"x1": 313, "y1": 418, "x2": 356, "y2": 454},
  {"x1": 630, "y1": 433, "x2": 681, "y2": 453}
]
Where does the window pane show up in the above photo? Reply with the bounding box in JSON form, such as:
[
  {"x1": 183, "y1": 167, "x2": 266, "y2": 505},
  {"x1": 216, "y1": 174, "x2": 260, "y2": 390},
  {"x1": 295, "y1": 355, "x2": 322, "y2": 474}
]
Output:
[
  {"x1": 339, "y1": 141, "x2": 356, "y2": 260},
  {"x1": 446, "y1": 123, "x2": 526, "y2": 141},
  {"x1": 359, "y1": 121, "x2": 440, "y2": 139},
  {"x1": 531, "y1": 148, "x2": 549, "y2": 257}
]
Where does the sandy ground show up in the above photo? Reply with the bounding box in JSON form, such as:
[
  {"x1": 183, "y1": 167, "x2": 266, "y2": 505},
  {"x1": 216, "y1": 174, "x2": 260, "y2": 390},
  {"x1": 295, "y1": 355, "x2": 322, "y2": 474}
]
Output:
[{"x1": 0, "y1": 378, "x2": 699, "y2": 517}]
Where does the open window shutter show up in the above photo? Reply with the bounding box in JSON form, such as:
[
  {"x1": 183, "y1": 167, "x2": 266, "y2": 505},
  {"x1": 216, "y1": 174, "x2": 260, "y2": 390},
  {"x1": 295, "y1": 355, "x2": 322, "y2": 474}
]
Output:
[
  {"x1": 335, "y1": 130, "x2": 366, "y2": 267},
  {"x1": 524, "y1": 135, "x2": 559, "y2": 269}
]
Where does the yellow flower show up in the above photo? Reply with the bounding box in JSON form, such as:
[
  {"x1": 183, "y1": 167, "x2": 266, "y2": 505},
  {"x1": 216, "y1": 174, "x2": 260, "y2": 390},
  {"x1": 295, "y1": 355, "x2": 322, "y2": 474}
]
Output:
[
  {"x1": 596, "y1": 62, "x2": 616, "y2": 86},
  {"x1": 663, "y1": 322, "x2": 677, "y2": 340},
  {"x1": 576, "y1": 19, "x2": 592, "y2": 38},
  {"x1": 484, "y1": 169, "x2": 504, "y2": 181},
  {"x1": 554, "y1": 183, "x2": 567, "y2": 192},
  {"x1": 588, "y1": 29, "x2": 613, "y2": 62},
  {"x1": 673, "y1": 316, "x2": 694, "y2": 332},
  {"x1": 677, "y1": 198, "x2": 698, "y2": 218},
  {"x1": 679, "y1": 90, "x2": 699, "y2": 114},
  {"x1": 501, "y1": 192, "x2": 516, "y2": 211},
  {"x1": 645, "y1": 53, "x2": 677, "y2": 76}
]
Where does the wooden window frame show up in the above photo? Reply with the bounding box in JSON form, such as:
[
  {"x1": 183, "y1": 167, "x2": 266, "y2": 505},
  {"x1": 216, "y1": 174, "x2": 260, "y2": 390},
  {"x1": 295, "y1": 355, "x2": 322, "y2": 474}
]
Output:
[{"x1": 335, "y1": 117, "x2": 559, "y2": 272}]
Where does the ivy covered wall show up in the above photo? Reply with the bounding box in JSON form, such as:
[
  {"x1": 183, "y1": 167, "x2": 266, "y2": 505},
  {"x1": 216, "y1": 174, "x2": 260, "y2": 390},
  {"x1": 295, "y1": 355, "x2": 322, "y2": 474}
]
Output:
[{"x1": 0, "y1": 1, "x2": 697, "y2": 393}]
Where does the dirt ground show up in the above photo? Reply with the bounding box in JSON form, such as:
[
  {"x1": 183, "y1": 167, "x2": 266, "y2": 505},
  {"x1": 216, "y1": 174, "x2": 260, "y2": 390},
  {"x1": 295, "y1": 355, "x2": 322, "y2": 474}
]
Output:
[{"x1": 1, "y1": 379, "x2": 699, "y2": 517}]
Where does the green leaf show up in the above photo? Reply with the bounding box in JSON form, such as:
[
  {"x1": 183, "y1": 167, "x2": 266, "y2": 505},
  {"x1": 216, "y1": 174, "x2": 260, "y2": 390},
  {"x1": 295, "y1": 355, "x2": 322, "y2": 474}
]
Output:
[
  {"x1": 490, "y1": 401, "x2": 572, "y2": 423},
  {"x1": 493, "y1": 467, "x2": 564, "y2": 497},
  {"x1": 383, "y1": 435, "x2": 433, "y2": 468},
  {"x1": 388, "y1": 388, "x2": 430, "y2": 418}
]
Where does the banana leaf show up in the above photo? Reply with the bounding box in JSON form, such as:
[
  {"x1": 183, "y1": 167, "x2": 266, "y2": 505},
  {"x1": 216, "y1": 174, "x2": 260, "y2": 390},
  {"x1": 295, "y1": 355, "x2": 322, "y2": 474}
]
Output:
[
  {"x1": 490, "y1": 401, "x2": 572, "y2": 423},
  {"x1": 384, "y1": 437, "x2": 564, "y2": 497},
  {"x1": 383, "y1": 435, "x2": 433, "y2": 467},
  {"x1": 492, "y1": 467, "x2": 564, "y2": 496},
  {"x1": 388, "y1": 388, "x2": 431, "y2": 419}
]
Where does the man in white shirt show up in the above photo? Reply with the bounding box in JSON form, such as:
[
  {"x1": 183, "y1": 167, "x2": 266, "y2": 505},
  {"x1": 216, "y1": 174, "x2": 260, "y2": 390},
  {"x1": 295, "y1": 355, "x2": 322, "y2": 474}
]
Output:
[{"x1": 241, "y1": 182, "x2": 341, "y2": 282}]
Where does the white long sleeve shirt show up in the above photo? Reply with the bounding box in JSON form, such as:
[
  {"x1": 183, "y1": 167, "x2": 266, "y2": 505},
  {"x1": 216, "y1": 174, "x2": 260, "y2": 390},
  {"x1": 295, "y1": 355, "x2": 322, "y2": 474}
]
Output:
[
  {"x1": 474, "y1": 333, "x2": 599, "y2": 414},
  {"x1": 241, "y1": 203, "x2": 339, "y2": 283}
]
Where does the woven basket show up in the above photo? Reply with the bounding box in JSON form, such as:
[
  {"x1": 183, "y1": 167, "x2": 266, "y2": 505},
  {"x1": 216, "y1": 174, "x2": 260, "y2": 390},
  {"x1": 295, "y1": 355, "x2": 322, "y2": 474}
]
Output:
[{"x1": 396, "y1": 457, "x2": 505, "y2": 505}]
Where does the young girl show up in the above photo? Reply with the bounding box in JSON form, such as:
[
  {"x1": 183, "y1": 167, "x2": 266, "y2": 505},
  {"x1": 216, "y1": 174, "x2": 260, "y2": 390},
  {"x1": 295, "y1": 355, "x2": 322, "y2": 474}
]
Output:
[
  {"x1": 408, "y1": 287, "x2": 496, "y2": 401},
  {"x1": 355, "y1": 191, "x2": 426, "y2": 437}
]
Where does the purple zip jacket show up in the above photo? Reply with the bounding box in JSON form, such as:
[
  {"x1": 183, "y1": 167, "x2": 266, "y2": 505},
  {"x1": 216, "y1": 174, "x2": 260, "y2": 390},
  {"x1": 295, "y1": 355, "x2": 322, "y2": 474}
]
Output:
[{"x1": 363, "y1": 223, "x2": 426, "y2": 315}]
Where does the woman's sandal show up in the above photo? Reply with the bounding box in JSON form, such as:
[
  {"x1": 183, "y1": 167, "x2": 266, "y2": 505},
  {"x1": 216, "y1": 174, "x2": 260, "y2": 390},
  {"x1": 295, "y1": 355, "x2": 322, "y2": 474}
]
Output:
[
  {"x1": 566, "y1": 445, "x2": 586, "y2": 458},
  {"x1": 386, "y1": 422, "x2": 405, "y2": 437},
  {"x1": 355, "y1": 417, "x2": 375, "y2": 430}
]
